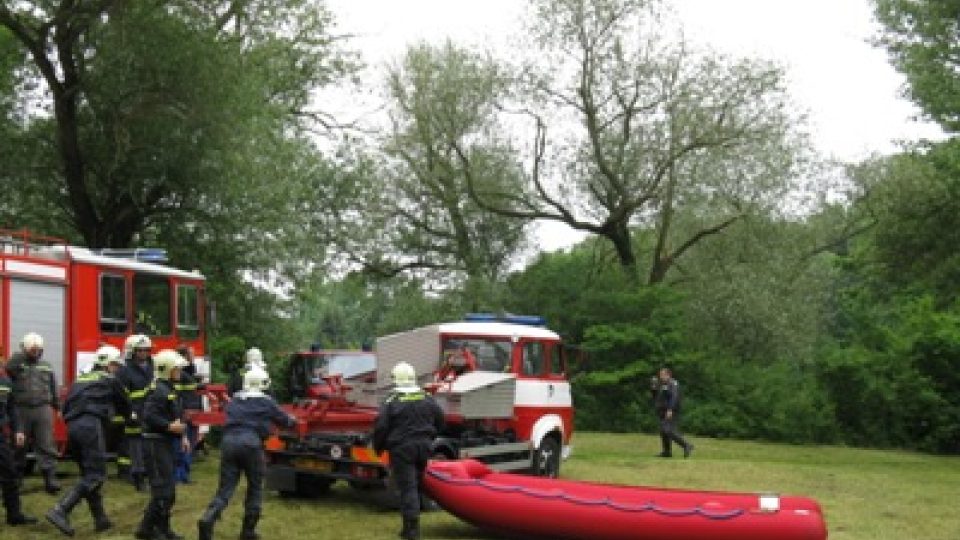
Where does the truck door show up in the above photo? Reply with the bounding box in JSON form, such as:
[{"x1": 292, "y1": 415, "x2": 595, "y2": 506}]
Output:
[{"x1": 9, "y1": 279, "x2": 67, "y2": 385}]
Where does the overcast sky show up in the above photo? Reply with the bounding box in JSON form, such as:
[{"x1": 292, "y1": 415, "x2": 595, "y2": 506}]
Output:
[{"x1": 322, "y1": 0, "x2": 943, "y2": 251}]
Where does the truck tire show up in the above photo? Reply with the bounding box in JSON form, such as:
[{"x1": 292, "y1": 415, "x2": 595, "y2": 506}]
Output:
[
  {"x1": 532, "y1": 436, "x2": 561, "y2": 478},
  {"x1": 280, "y1": 474, "x2": 333, "y2": 498}
]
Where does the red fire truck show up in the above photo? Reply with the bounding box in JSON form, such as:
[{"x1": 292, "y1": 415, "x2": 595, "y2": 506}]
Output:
[
  {"x1": 0, "y1": 229, "x2": 208, "y2": 452},
  {"x1": 264, "y1": 315, "x2": 574, "y2": 497}
]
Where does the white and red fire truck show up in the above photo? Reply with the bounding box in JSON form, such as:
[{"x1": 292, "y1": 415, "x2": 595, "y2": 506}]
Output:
[
  {"x1": 264, "y1": 314, "x2": 574, "y2": 497},
  {"x1": 0, "y1": 229, "x2": 208, "y2": 452}
]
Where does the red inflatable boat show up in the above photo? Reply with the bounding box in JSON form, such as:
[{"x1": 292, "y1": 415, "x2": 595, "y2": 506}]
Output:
[{"x1": 424, "y1": 460, "x2": 828, "y2": 540}]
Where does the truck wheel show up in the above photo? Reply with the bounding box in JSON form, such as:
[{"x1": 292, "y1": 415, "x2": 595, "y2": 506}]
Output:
[
  {"x1": 281, "y1": 475, "x2": 332, "y2": 498},
  {"x1": 533, "y1": 437, "x2": 560, "y2": 478}
]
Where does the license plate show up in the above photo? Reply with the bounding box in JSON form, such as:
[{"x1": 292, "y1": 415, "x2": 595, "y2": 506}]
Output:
[{"x1": 292, "y1": 458, "x2": 333, "y2": 473}]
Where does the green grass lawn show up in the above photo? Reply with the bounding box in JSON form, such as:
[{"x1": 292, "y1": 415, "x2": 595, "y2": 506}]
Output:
[{"x1": 3, "y1": 432, "x2": 958, "y2": 539}]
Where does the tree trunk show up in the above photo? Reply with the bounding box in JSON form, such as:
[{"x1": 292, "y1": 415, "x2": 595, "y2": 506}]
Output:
[{"x1": 605, "y1": 220, "x2": 638, "y2": 283}]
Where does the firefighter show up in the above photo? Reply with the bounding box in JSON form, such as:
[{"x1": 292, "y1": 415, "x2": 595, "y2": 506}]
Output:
[
  {"x1": 45, "y1": 345, "x2": 131, "y2": 536},
  {"x1": 373, "y1": 362, "x2": 445, "y2": 540},
  {"x1": 6, "y1": 332, "x2": 61, "y2": 494},
  {"x1": 227, "y1": 347, "x2": 265, "y2": 396},
  {"x1": 135, "y1": 349, "x2": 189, "y2": 540},
  {"x1": 173, "y1": 345, "x2": 201, "y2": 484},
  {"x1": 116, "y1": 334, "x2": 154, "y2": 491},
  {"x1": 0, "y1": 351, "x2": 37, "y2": 526},
  {"x1": 197, "y1": 365, "x2": 296, "y2": 540},
  {"x1": 652, "y1": 367, "x2": 693, "y2": 458}
]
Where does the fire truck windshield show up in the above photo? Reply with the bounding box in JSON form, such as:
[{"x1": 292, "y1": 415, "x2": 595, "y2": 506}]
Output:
[
  {"x1": 441, "y1": 338, "x2": 512, "y2": 373},
  {"x1": 308, "y1": 353, "x2": 376, "y2": 383}
]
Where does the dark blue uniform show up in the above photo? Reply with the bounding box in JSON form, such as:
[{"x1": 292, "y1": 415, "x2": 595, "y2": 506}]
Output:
[
  {"x1": 173, "y1": 369, "x2": 201, "y2": 483},
  {"x1": 654, "y1": 377, "x2": 692, "y2": 458},
  {"x1": 373, "y1": 390, "x2": 444, "y2": 540},
  {"x1": 198, "y1": 393, "x2": 296, "y2": 540},
  {"x1": 0, "y1": 370, "x2": 35, "y2": 525},
  {"x1": 117, "y1": 356, "x2": 153, "y2": 488},
  {"x1": 47, "y1": 370, "x2": 131, "y2": 534},
  {"x1": 136, "y1": 378, "x2": 183, "y2": 540}
]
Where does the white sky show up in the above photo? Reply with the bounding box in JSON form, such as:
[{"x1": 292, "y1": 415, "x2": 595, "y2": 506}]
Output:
[{"x1": 322, "y1": 0, "x2": 943, "y2": 252}]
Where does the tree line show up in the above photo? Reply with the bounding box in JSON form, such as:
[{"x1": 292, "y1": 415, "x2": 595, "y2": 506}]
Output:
[{"x1": 1, "y1": 0, "x2": 957, "y2": 453}]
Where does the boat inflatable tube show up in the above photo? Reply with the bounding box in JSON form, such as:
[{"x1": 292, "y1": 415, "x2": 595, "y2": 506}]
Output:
[{"x1": 424, "y1": 459, "x2": 828, "y2": 540}]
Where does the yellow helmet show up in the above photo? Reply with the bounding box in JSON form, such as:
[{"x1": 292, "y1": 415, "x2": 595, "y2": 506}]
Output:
[{"x1": 153, "y1": 349, "x2": 186, "y2": 380}]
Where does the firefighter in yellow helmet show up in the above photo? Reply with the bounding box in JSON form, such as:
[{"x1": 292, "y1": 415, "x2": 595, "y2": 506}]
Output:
[
  {"x1": 135, "y1": 349, "x2": 189, "y2": 540},
  {"x1": 373, "y1": 362, "x2": 444, "y2": 540}
]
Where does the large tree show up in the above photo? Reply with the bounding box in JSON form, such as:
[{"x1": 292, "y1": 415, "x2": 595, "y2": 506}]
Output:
[
  {"x1": 322, "y1": 42, "x2": 527, "y2": 308},
  {"x1": 456, "y1": 0, "x2": 807, "y2": 283},
  {"x1": 875, "y1": 0, "x2": 960, "y2": 131},
  {"x1": 0, "y1": 0, "x2": 353, "y2": 247}
]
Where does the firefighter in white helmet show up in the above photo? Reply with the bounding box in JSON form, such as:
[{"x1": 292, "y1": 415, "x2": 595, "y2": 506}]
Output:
[
  {"x1": 373, "y1": 362, "x2": 444, "y2": 540},
  {"x1": 45, "y1": 345, "x2": 131, "y2": 536},
  {"x1": 227, "y1": 347, "x2": 267, "y2": 396},
  {"x1": 135, "y1": 349, "x2": 189, "y2": 540},
  {"x1": 6, "y1": 332, "x2": 61, "y2": 494},
  {"x1": 115, "y1": 334, "x2": 153, "y2": 491},
  {"x1": 197, "y1": 365, "x2": 296, "y2": 540}
]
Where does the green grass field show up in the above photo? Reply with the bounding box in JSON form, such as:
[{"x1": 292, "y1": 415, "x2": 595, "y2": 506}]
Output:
[{"x1": 3, "y1": 432, "x2": 958, "y2": 539}]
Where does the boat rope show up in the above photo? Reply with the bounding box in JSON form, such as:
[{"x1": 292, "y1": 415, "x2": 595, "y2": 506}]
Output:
[{"x1": 427, "y1": 470, "x2": 747, "y2": 520}]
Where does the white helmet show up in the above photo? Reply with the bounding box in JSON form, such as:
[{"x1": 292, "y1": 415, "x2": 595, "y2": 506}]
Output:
[
  {"x1": 124, "y1": 334, "x2": 152, "y2": 356},
  {"x1": 20, "y1": 332, "x2": 44, "y2": 351},
  {"x1": 153, "y1": 349, "x2": 186, "y2": 380},
  {"x1": 94, "y1": 345, "x2": 123, "y2": 369},
  {"x1": 391, "y1": 362, "x2": 419, "y2": 392},
  {"x1": 245, "y1": 347, "x2": 265, "y2": 370},
  {"x1": 242, "y1": 366, "x2": 271, "y2": 397}
]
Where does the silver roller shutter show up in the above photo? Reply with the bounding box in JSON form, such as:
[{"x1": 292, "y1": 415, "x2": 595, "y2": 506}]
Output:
[{"x1": 9, "y1": 279, "x2": 66, "y2": 386}]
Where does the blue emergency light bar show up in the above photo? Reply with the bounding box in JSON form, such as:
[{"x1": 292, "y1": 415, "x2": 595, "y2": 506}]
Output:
[{"x1": 464, "y1": 313, "x2": 547, "y2": 327}]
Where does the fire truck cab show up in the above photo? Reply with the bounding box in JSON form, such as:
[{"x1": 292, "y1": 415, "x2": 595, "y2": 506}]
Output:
[{"x1": 0, "y1": 229, "x2": 208, "y2": 453}]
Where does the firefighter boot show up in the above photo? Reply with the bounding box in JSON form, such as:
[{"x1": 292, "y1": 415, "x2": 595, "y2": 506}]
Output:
[
  {"x1": 240, "y1": 512, "x2": 261, "y2": 540},
  {"x1": 43, "y1": 467, "x2": 62, "y2": 494},
  {"x1": 2, "y1": 481, "x2": 37, "y2": 525},
  {"x1": 45, "y1": 484, "x2": 84, "y2": 536},
  {"x1": 87, "y1": 490, "x2": 113, "y2": 532},
  {"x1": 400, "y1": 516, "x2": 421, "y2": 540},
  {"x1": 197, "y1": 506, "x2": 219, "y2": 540},
  {"x1": 156, "y1": 503, "x2": 184, "y2": 540},
  {"x1": 134, "y1": 502, "x2": 160, "y2": 540}
]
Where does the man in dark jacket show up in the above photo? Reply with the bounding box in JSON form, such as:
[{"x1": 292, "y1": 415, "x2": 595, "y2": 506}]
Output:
[
  {"x1": 173, "y1": 345, "x2": 202, "y2": 484},
  {"x1": 116, "y1": 334, "x2": 154, "y2": 491},
  {"x1": 6, "y1": 331, "x2": 61, "y2": 493},
  {"x1": 46, "y1": 345, "x2": 131, "y2": 536},
  {"x1": 198, "y1": 365, "x2": 296, "y2": 540},
  {"x1": 373, "y1": 362, "x2": 444, "y2": 540},
  {"x1": 0, "y1": 357, "x2": 36, "y2": 525},
  {"x1": 652, "y1": 367, "x2": 693, "y2": 458},
  {"x1": 135, "y1": 349, "x2": 189, "y2": 540}
]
